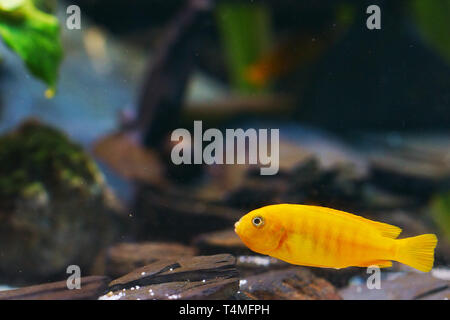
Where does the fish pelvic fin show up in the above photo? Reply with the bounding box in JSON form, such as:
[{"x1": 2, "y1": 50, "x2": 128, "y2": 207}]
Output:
[{"x1": 396, "y1": 234, "x2": 438, "y2": 272}]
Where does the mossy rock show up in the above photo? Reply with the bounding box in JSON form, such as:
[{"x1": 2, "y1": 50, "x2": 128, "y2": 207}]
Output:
[{"x1": 0, "y1": 120, "x2": 120, "y2": 285}]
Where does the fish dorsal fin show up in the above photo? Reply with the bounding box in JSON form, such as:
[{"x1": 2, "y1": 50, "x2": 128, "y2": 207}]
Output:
[
  {"x1": 302, "y1": 205, "x2": 402, "y2": 239},
  {"x1": 367, "y1": 221, "x2": 402, "y2": 239}
]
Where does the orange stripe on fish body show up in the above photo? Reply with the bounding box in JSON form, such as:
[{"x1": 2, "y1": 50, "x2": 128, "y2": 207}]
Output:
[{"x1": 234, "y1": 204, "x2": 437, "y2": 272}]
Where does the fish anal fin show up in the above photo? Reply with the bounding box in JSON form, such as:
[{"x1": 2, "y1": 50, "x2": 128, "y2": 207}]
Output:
[{"x1": 361, "y1": 260, "x2": 393, "y2": 268}]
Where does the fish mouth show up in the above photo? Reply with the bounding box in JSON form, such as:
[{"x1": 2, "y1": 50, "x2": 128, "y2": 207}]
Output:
[
  {"x1": 233, "y1": 219, "x2": 256, "y2": 253},
  {"x1": 234, "y1": 220, "x2": 240, "y2": 234}
]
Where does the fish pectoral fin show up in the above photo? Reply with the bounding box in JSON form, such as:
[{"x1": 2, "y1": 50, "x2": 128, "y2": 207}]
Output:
[{"x1": 361, "y1": 260, "x2": 393, "y2": 268}]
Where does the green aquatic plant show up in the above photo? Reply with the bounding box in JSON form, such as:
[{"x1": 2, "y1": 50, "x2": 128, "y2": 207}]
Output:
[
  {"x1": 0, "y1": 0, "x2": 62, "y2": 96},
  {"x1": 410, "y1": 0, "x2": 450, "y2": 64},
  {"x1": 215, "y1": 2, "x2": 272, "y2": 93},
  {"x1": 431, "y1": 191, "x2": 450, "y2": 242}
]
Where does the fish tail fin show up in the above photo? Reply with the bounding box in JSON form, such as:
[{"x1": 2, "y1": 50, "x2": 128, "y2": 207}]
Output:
[{"x1": 395, "y1": 234, "x2": 437, "y2": 272}]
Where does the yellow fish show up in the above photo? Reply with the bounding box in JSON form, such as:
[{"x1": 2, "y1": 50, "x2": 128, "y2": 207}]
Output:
[{"x1": 234, "y1": 204, "x2": 438, "y2": 272}]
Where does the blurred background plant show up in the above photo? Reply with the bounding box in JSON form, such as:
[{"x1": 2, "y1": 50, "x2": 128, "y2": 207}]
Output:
[{"x1": 0, "y1": 0, "x2": 62, "y2": 97}]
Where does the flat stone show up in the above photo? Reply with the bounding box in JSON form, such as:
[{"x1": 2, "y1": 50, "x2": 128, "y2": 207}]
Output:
[
  {"x1": 0, "y1": 276, "x2": 109, "y2": 300},
  {"x1": 101, "y1": 277, "x2": 238, "y2": 300},
  {"x1": 105, "y1": 242, "x2": 197, "y2": 278},
  {"x1": 104, "y1": 254, "x2": 239, "y2": 300},
  {"x1": 239, "y1": 267, "x2": 341, "y2": 300},
  {"x1": 339, "y1": 271, "x2": 450, "y2": 300}
]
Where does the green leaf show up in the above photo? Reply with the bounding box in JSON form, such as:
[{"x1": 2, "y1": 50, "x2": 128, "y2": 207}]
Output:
[
  {"x1": 431, "y1": 191, "x2": 450, "y2": 242},
  {"x1": 0, "y1": 0, "x2": 62, "y2": 96},
  {"x1": 410, "y1": 0, "x2": 450, "y2": 65},
  {"x1": 215, "y1": 2, "x2": 272, "y2": 93}
]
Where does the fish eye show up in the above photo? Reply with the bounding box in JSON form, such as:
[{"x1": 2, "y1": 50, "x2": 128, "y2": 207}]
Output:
[{"x1": 252, "y1": 216, "x2": 264, "y2": 228}]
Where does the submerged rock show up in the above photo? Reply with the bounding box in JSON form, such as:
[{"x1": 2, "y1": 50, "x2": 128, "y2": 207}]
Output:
[
  {"x1": 339, "y1": 271, "x2": 450, "y2": 300},
  {"x1": 239, "y1": 267, "x2": 341, "y2": 300},
  {"x1": 0, "y1": 276, "x2": 109, "y2": 300},
  {"x1": 0, "y1": 120, "x2": 121, "y2": 285},
  {"x1": 103, "y1": 242, "x2": 198, "y2": 278},
  {"x1": 103, "y1": 254, "x2": 239, "y2": 300}
]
